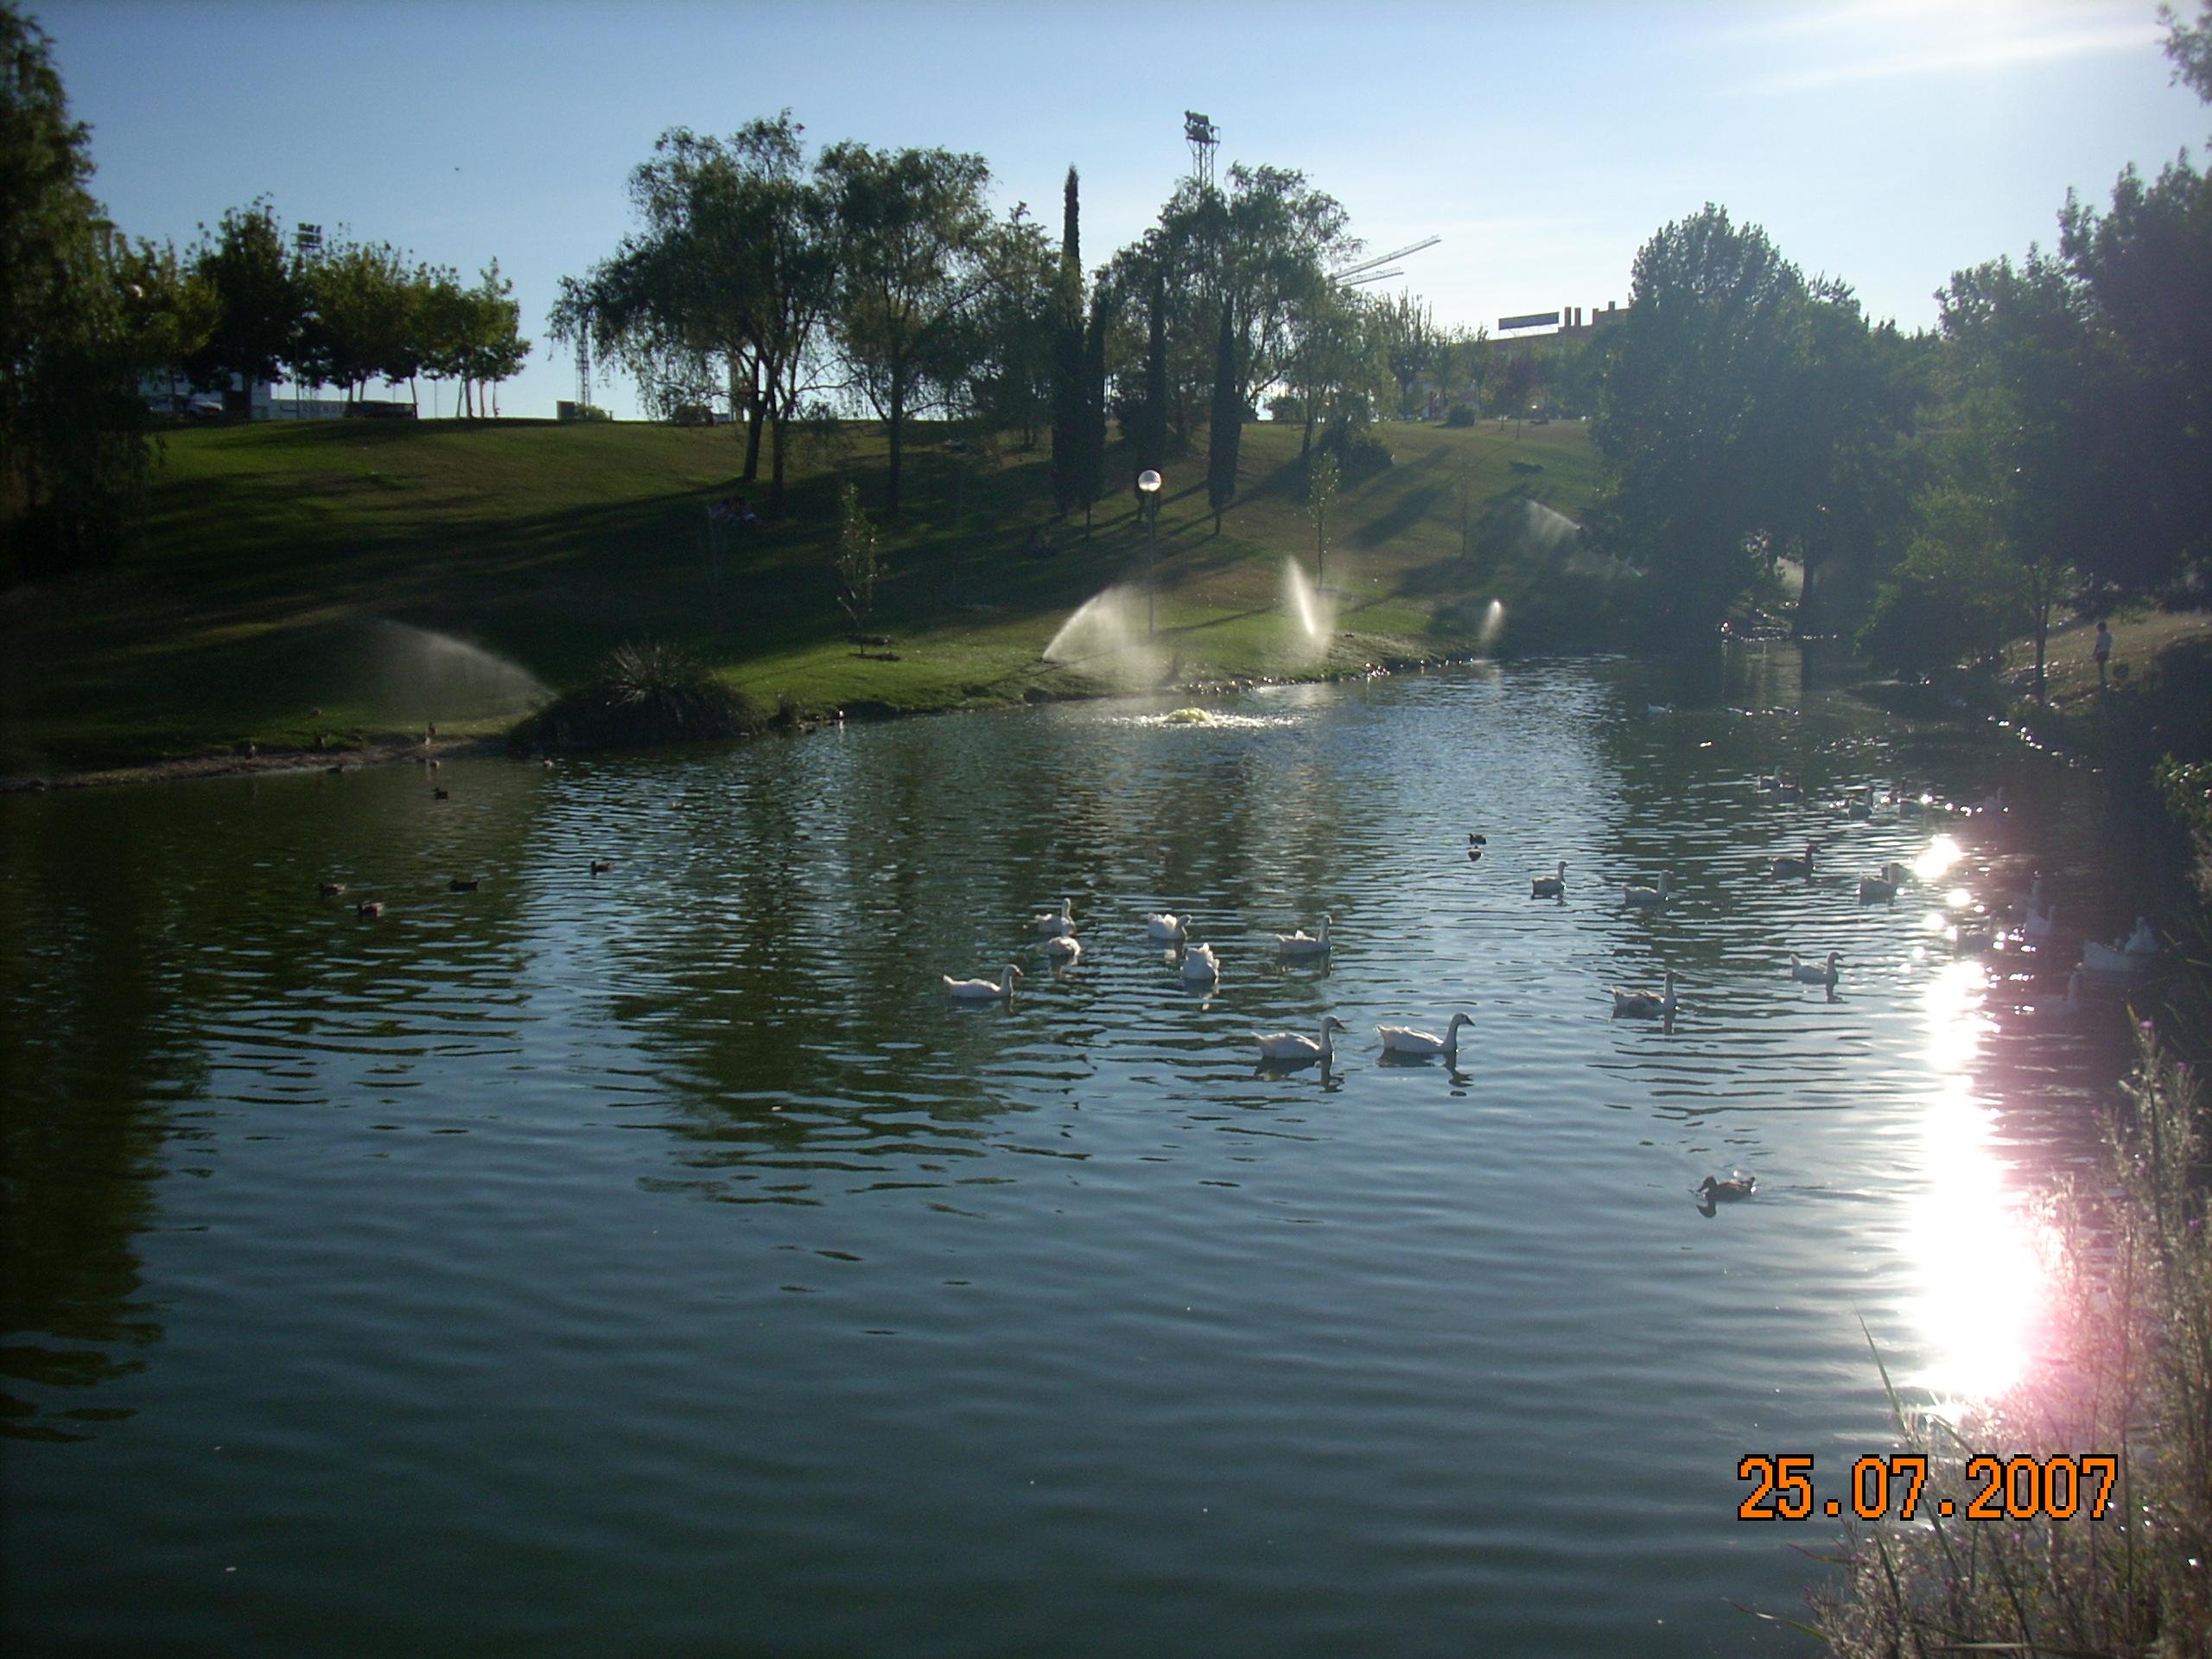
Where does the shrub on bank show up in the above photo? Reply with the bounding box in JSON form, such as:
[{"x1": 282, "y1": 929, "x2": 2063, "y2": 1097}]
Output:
[{"x1": 513, "y1": 641, "x2": 765, "y2": 751}]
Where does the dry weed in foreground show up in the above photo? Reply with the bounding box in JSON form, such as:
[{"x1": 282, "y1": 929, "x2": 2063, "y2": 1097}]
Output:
[{"x1": 1814, "y1": 1021, "x2": 2210, "y2": 1658}]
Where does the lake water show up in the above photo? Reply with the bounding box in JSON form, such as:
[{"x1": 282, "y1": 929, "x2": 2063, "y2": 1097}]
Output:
[{"x1": 0, "y1": 650, "x2": 2145, "y2": 1656}]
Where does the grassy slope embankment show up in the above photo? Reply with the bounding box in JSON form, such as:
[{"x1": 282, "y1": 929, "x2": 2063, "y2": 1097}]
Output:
[{"x1": 0, "y1": 414, "x2": 1605, "y2": 777}]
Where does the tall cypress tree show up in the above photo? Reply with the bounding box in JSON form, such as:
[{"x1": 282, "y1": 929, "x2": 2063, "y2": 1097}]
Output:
[
  {"x1": 1079, "y1": 285, "x2": 1109, "y2": 531},
  {"x1": 1205, "y1": 297, "x2": 1241, "y2": 534},
  {"x1": 1141, "y1": 264, "x2": 1167, "y2": 486},
  {"x1": 1049, "y1": 166, "x2": 1084, "y2": 512}
]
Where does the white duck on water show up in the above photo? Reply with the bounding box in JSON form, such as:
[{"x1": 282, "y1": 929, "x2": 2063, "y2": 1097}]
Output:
[
  {"x1": 1376, "y1": 1012, "x2": 1473, "y2": 1058},
  {"x1": 1621, "y1": 872, "x2": 1671, "y2": 909},
  {"x1": 1180, "y1": 942, "x2": 1221, "y2": 982},
  {"x1": 1145, "y1": 912, "x2": 1187, "y2": 942},
  {"x1": 1254, "y1": 1016, "x2": 1349, "y2": 1063},
  {"x1": 1789, "y1": 950, "x2": 1841, "y2": 987},
  {"x1": 944, "y1": 964, "x2": 1024, "y2": 1001},
  {"x1": 1275, "y1": 916, "x2": 1332, "y2": 957},
  {"x1": 1532, "y1": 861, "x2": 1568, "y2": 899},
  {"x1": 1033, "y1": 898, "x2": 1076, "y2": 937},
  {"x1": 1611, "y1": 970, "x2": 1677, "y2": 1019}
]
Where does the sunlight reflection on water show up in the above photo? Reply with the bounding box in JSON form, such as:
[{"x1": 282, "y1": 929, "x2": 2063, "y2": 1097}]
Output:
[{"x1": 1910, "y1": 959, "x2": 2043, "y2": 1400}]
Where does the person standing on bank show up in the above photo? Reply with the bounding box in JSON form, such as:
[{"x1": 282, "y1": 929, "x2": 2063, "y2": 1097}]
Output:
[{"x1": 2094, "y1": 620, "x2": 2112, "y2": 689}]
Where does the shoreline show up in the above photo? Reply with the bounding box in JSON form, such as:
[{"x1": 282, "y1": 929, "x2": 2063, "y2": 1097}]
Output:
[
  {"x1": 0, "y1": 732, "x2": 505, "y2": 793},
  {"x1": 0, "y1": 645, "x2": 1486, "y2": 794}
]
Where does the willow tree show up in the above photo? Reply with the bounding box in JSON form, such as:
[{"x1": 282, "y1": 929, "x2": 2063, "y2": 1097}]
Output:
[{"x1": 555, "y1": 115, "x2": 836, "y2": 505}]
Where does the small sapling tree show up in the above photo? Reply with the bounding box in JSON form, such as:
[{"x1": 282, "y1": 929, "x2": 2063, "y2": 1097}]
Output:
[
  {"x1": 1307, "y1": 448, "x2": 1338, "y2": 591},
  {"x1": 834, "y1": 480, "x2": 880, "y2": 634}
]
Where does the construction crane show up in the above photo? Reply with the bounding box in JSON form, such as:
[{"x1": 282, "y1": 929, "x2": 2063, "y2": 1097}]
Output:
[{"x1": 1331, "y1": 235, "x2": 1441, "y2": 289}]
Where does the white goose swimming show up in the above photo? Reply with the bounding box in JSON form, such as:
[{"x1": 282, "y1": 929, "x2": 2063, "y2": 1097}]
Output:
[
  {"x1": 1254, "y1": 1015, "x2": 1349, "y2": 1062},
  {"x1": 1033, "y1": 898, "x2": 1076, "y2": 937},
  {"x1": 1789, "y1": 950, "x2": 1841, "y2": 987},
  {"x1": 1611, "y1": 970, "x2": 1677, "y2": 1019},
  {"x1": 944, "y1": 964, "x2": 1024, "y2": 1000},
  {"x1": 1621, "y1": 872, "x2": 1671, "y2": 909},
  {"x1": 1180, "y1": 942, "x2": 1221, "y2": 982},
  {"x1": 1532, "y1": 861, "x2": 1567, "y2": 899},
  {"x1": 1275, "y1": 916, "x2": 1332, "y2": 957},
  {"x1": 2024, "y1": 903, "x2": 2060, "y2": 941},
  {"x1": 1145, "y1": 912, "x2": 1187, "y2": 942},
  {"x1": 1043, "y1": 934, "x2": 1082, "y2": 964},
  {"x1": 1376, "y1": 1012, "x2": 1474, "y2": 1058}
]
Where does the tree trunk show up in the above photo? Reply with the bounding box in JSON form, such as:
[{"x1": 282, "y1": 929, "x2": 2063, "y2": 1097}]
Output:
[
  {"x1": 768, "y1": 405, "x2": 788, "y2": 516},
  {"x1": 741, "y1": 356, "x2": 763, "y2": 480},
  {"x1": 886, "y1": 364, "x2": 906, "y2": 516}
]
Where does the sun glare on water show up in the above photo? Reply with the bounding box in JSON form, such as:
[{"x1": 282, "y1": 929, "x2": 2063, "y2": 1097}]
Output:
[{"x1": 1906, "y1": 960, "x2": 2044, "y2": 1402}]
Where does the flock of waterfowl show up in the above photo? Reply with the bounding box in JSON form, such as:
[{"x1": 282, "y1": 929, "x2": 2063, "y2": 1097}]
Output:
[
  {"x1": 938, "y1": 767, "x2": 2167, "y2": 1213},
  {"x1": 316, "y1": 746, "x2": 2162, "y2": 1213}
]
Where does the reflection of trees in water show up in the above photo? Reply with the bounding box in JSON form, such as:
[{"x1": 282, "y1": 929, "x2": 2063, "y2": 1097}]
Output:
[
  {"x1": 2, "y1": 766, "x2": 554, "y2": 1440},
  {"x1": 591, "y1": 711, "x2": 1369, "y2": 1190},
  {"x1": 0, "y1": 799, "x2": 199, "y2": 1440}
]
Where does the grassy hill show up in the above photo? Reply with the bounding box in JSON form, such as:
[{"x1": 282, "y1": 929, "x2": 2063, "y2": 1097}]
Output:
[{"x1": 1, "y1": 413, "x2": 1611, "y2": 776}]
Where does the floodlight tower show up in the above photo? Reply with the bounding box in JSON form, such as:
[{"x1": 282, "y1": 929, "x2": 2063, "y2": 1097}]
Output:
[
  {"x1": 1183, "y1": 111, "x2": 1218, "y2": 195},
  {"x1": 576, "y1": 335, "x2": 592, "y2": 411}
]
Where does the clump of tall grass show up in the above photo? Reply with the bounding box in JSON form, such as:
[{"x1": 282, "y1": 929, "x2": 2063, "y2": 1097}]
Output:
[
  {"x1": 514, "y1": 641, "x2": 765, "y2": 751},
  {"x1": 1815, "y1": 1016, "x2": 2211, "y2": 1658}
]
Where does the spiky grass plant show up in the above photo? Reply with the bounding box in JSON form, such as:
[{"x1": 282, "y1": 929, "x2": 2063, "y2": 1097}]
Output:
[{"x1": 516, "y1": 640, "x2": 765, "y2": 751}]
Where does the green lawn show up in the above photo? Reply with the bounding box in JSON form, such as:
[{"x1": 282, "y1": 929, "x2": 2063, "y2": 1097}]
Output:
[{"x1": 1, "y1": 414, "x2": 1610, "y2": 776}]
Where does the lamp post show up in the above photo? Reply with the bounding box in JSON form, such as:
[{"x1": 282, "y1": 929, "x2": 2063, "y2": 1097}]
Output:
[{"x1": 1137, "y1": 468, "x2": 1163, "y2": 637}]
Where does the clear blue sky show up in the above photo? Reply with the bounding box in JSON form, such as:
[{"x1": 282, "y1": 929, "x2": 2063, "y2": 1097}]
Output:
[{"x1": 35, "y1": 0, "x2": 2209, "y2": 419}]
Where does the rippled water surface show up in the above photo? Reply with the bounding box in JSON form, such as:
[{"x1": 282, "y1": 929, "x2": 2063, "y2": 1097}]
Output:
[{"x1": 1, "y1": 652, "x2": 2145, "y2": 1656}]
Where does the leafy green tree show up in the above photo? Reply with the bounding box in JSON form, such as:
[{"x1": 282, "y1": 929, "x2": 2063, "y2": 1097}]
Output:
[
  {"x1": 298, "y1": 235, "x2": 414, "y2": 407},
  {"x1": 186, "y1": 199, "x2": 306, "y2": 411},
  {"x1": 820, "y1": 140, "x2": 1001, "y2": 514},
  {"x1": 2, "y1": 1, "x2": 148, "y2": 573},
  {"x1": 1206, "y1": 297, "x2": 1241, "y2": 533},
  {"x1": 1857, "y1": 486, "x2": 2026, "y2": 676},
  {"x1": 956, "y1": 203, "x2": 1053, "y2": 448},
  {"x1": 1593, "y1": 205, "x2": 1817, "y2": 634},
  {"x1": 458, "y1": 259, "x2": 529, "y2": 416},
  {"x1": 1106, "y1": 162, "x2": 1352, "y2": 453},
  {"x1": 116, "y1": 236, "x2": 218, "y2": 405},
  {"x1": 2161, "y1": 2, "x2": 2211, "y2": 99},
  {"x1": 1764, "y1": 282, "x2": 1928, "y2": 635},
  {"x1": 1375, "y1": 293, "x2": 1435, "y2": 416},
  {"x1": 1283, "y1": 283, "x2": 1376, "y2": 455},
  {"x1": 1934, "y1": 248, "x2": 2107, "y2": 685},
  {"x1": 2056, "y1": 154, "x2": 2212, "y2": 589}
]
